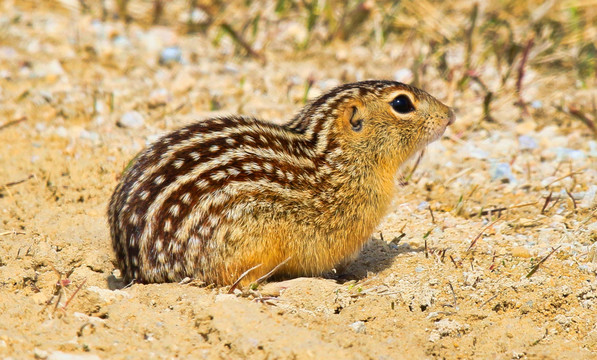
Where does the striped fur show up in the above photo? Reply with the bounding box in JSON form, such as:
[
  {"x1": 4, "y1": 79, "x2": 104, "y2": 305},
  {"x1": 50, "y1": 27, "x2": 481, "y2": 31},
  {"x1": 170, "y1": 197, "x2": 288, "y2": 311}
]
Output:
[{"x1": 108, "y1": 80, "x2": 454, "y2": 285}]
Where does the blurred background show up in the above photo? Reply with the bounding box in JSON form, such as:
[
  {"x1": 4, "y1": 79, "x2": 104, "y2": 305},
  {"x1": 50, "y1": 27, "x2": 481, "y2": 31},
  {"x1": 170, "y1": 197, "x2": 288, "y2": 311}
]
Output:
[{"x1": 1, "y1": 0, "x2": 595, "y2": 134}]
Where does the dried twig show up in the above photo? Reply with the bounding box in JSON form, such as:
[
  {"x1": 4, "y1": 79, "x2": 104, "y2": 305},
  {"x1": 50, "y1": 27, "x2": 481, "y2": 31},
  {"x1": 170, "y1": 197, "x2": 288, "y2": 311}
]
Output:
[
  {"x1": 0, "y1": 117, "x2": 27, "y2": 131},
  {"x1": 228, "y1": 264, "x2": 262, "y2": 294},
  {"x1": 428, "y1": 205, "x2": 435, "y2": 224},
  {"x1": 526, "y1": 246, "x2": 561, "y2": 278},
  {"x1": 479, "y1": 292, "x2": 499, "y2": 308},
  {"x1": 541, "y1": 191, "x2": 553, "y2": 214},
  {"x1": 544, "y1": 170, "x2": 584, "y2": 188},
  {"x1": 251, "y1": 256, "x2": 292, "y2": 288},
  {"x1": 564, "y1": 188, "x2": 577, "y2": 210},
  {"x1": 2, "y1": 174, "x2": 34, "y2": 188},
  {"x1": 220, "y1": 23, "x2": 266, "y2": 63},
  {"x1": 568, "y1": 105, "x2": 596, "y2": 136},
  {"x1": 63, "y1": 279, "x2": 87, "y2": 310},
  {"x1": 447, "y1": 281, "x2": 458, "y2": 307},
  {"x1": 472, "y1": 201, "x2": 537, "y2": 217},
  {"x1": 402, "y1": 149, "x2": 425, "y2": 184},
  {"x1": 466, "y1": 220, "x2": 499, "y2": 252}
]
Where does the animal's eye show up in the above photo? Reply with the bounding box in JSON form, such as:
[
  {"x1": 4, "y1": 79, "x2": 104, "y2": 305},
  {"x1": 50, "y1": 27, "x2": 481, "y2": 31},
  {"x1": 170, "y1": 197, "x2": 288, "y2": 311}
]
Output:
[{"x1": 390, "y1": 95, "x2": 415, "y2": 114}]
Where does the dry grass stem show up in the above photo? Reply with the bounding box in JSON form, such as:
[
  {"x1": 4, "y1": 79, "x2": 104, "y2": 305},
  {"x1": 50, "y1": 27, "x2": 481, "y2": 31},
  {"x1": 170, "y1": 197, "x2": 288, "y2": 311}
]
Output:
[
  {"x1": 466, "y1": 220, "x2": 500, "y2": 252},
  {"x1": 526, "y1": 246, "x2": 561, "y2": 279}
]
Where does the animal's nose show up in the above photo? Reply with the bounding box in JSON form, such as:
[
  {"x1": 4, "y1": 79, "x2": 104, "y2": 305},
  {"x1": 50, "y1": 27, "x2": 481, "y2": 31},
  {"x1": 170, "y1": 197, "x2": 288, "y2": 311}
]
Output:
[{"x1": 447, "y1": 108, "x2": 456, "y2": 126}]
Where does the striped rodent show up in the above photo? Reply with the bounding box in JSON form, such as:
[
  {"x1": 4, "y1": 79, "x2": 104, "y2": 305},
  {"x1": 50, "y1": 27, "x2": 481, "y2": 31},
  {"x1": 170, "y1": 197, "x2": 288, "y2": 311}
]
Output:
[{"x1": 108, "y1": 80, "x2": 454, "y2": 286}]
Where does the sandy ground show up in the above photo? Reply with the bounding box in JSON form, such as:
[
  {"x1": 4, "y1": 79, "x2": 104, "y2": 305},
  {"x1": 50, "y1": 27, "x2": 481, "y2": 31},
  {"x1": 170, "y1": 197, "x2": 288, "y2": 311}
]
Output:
[{"x1": 1, "y1": 1, "x2": 596, "y2": 359}]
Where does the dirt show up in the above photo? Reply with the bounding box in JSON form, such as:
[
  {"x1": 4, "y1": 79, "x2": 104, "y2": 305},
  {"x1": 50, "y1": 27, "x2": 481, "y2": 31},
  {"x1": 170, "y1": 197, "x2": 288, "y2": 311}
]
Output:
[{"x1": 1, "y1": 1, "x2": 596, "y2": 359}]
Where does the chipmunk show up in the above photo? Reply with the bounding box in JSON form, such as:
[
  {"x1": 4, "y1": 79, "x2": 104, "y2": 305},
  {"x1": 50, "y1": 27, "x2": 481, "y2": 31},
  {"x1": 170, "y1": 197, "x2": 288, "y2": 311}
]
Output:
[{"x1": 108, "y1": 80, "x2": 454, "y2": 286}]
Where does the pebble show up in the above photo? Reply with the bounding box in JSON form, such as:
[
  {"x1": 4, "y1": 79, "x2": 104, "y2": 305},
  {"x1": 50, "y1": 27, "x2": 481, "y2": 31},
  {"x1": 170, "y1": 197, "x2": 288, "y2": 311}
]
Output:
[
  {"x1": 461, "y1": 144, "x2": 489, "y2": 159},
  {"x1": 148, "y1": 88, "x2": 170, "y2": 108},
  {"x1": 589, "y1": 141, "x2": 597, "y2": 157},
  {"x1": 417, "y1": 201, "x2": 429, "y2": 211},
  {"x1": 511, "y1": 246, "x2": 531, "y2": 258},
  {"x1": 34, "y1": 348, "x2": 48, "y2": 359},
  {"x1": 580, "y1": 185, "x2": 597, "y2": 209},
  {"x1": 55, "y1": 126, "x2": 68, "y2": 138},
  {"x1": 118, "y1": 111, "x2": 145, "y2": 129},
  {"x1": 79, "y1": 129, "x2": 99, "y2": 142},
  {"x1": 518, "y1": 135, "x2": 538, "y2": 150},
  {"x1": 552, "y1": 147, "x2": 586, "y2": 161},
  {"x1": 490, "y1": 162, "x2": 516, "y2": 183},
  {"x1": 349, "y1": 321, "x2": 366, "y2": 334},
  {"x1": 159, "y1": 46, "x2": 182, "y2": 65},
  {"x1": 113, "y1": 35, "x2": 131, "y2": 48}
]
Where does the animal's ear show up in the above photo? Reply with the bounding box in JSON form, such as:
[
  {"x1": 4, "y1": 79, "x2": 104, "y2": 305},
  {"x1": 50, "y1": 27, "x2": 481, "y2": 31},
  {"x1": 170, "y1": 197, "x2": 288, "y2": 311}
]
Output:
[{"x1": 340, "y1": 101, "x2": 364, "y2": 132}]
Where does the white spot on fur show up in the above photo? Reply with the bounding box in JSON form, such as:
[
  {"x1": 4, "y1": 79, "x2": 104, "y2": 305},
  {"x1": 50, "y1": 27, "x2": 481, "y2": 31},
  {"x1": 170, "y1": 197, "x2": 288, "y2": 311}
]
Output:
[
  {"x1": 180, "y1": 193, "x2": 192, "y2": 204},
  {"x1": 242, "y1": 163, "x2": 261, "y2": 173},
  {"x1": 227, "y1": 168, "x2": 240, "y2": 176},
  {"x1": 244, "y1": 135, "x2": 255, "y2": 143},
  {"x1": 173, "y1": 159, "x2": 184, "y2": 168},
  {"x1": 209, "y1": 145, "x2": 219, "y2": 152},
  {"x1": 226, "y1": 138, "x2": 236, "y2": 146},
  {"x1": 154, "y1": 175, "x2": 165, "y2": 185},
  {"x1": 140, "y1": 190, "x2": 149, "y2": 200},
  {"x1": 164, "y1": 219, "x2": 172, "y2": 232},
  {"x1": 196, "y1": 179, "x2": 209, "y2": 188},
  {"x1": 190, "y1": 152, "x2": 200, "y2": 161},
  {"x1": 211, "y1": 171, "x2": 228, "y2": 181},
  {"x1": 170, "y1": 204, "x2": 180, "y2": 217}
]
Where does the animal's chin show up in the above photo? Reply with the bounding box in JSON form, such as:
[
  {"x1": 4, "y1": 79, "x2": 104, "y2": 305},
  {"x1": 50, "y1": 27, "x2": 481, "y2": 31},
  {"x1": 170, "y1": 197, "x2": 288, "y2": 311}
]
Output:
[{"x1": 427, "y1": 123, "x2": 449, "y2": 144}]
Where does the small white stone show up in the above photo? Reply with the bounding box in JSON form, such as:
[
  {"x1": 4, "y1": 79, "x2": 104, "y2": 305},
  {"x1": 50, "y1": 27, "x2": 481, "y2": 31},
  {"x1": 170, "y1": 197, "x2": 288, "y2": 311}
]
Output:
[
  {"x1": 349, "y1": 321, "x2": 366, "y2": 334},
  {"x1": 118, "y1": 111, "x2": 145, "y2": 129},
  {"x1": 34, "y1": 348, "x2": 48, "y2": 359},
  {"x1": 148, "y1": 88, "x2": 170, "y2": 108}
]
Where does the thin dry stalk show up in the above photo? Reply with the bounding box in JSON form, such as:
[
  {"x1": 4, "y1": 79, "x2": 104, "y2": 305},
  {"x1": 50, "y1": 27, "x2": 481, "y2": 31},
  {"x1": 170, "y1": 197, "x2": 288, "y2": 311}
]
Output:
[
  {"x1": 541, "y1": 191, "x2": 553, "y2": 214},
  {"x1": 403, "y1": 149, "x2": 425, "y2": 184},
  {"x1": 447, "y1": 281, "x2": 457, "y2": 307},
  {"x1": 62, "y1": 279, "x2": 87, "y2": 310},
  {"x1": 565, "y1": 188, "x2": 577, "y2": 210},
  {"x1": 466, "y1": 220, "x2": 499, "y2": 252},
  {"x1": 251, "y1": 256, "x2": 292, "y2": 288},
  {"x1": 428, "y1": 205, "x2": 435, "y2": 223},
  {"x1": 526, "y1": 245, "x2": 561, "y2": 278},
  {"x1": 545, "y1": 170, "x2": 584, "y2": 188},
  {"x1": 220, "y1": 23, "x2": 266, "y2": 64},
  {"x1": 228, "y1": 264, "x2": 262, "y2": 294},
  {"x1": 0, "y1": 117, "x2": 27, "y2": 131},
  {"x1": 473, "y1": 201, "x2": 537, "y2": 217},
  {"x1": 479, "y1": 292, "x2": 500, "y2": 308},
  {"x1": 2, "y1": 174, "x2": 34, "y2": 188}
]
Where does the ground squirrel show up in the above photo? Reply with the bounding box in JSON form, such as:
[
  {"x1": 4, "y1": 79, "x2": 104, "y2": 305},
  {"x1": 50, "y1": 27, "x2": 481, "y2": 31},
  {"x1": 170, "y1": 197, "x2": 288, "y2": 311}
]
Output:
[{"x1": 108, "y1": 80, "x2": 454, "y2": 286}]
